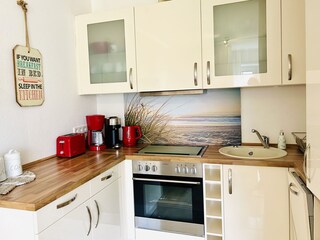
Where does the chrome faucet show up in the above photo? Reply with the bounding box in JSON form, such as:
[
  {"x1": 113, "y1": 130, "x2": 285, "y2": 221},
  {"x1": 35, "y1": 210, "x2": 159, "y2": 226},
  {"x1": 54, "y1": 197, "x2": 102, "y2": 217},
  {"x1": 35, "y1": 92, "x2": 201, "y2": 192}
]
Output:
[{"x1": 251, "y1": 129, "x2": 270, "y2": 148}]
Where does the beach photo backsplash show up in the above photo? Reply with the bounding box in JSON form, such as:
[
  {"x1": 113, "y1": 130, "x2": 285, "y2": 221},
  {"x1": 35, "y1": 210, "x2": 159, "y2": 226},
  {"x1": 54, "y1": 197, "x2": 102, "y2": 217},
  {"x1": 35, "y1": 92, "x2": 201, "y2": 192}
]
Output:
[{"x1": 124, "y1": 89, "x2": 241, "y2": 146}]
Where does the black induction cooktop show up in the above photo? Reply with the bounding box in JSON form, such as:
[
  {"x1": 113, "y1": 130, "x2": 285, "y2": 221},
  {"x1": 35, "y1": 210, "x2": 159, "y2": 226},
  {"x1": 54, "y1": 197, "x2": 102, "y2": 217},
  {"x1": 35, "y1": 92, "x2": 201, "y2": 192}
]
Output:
[{"x1": 137, "y1": 144, "x2": 208, "y2": 157}]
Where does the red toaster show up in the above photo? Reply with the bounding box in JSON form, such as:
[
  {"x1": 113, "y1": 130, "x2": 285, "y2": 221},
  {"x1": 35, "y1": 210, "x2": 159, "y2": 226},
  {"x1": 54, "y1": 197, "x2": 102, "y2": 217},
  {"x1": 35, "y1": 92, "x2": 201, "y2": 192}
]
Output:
[{"x1": 56, "y1": 133, "x2": 86, "y2": 157}]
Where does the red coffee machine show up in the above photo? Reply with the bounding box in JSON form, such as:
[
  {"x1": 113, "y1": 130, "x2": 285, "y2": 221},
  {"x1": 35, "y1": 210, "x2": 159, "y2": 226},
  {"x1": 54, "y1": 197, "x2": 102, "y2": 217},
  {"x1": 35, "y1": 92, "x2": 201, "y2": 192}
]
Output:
[{"x1": 86, "y1": 115, "x2": 106, "y2": 151}]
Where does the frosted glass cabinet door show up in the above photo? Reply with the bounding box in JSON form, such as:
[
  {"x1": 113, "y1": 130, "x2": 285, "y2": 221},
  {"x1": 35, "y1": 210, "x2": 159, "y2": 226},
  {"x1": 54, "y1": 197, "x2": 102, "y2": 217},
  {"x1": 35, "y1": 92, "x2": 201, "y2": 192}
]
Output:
[
  {"x1": 202, "y1": 0, "x2": 281, "y2": 88},
  {"x1": 135, "y1": 0, "x2": 202, "y2": 92},
  {"x1": 75, "y1": 8, "x2": 137, "y2": 94}
]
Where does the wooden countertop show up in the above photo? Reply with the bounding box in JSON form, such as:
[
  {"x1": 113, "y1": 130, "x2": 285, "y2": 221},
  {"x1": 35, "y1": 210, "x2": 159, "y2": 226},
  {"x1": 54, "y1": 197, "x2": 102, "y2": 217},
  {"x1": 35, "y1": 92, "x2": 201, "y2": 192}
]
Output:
[{"x1": 0, "y1": 144, "x2": 304, "y2": 211}]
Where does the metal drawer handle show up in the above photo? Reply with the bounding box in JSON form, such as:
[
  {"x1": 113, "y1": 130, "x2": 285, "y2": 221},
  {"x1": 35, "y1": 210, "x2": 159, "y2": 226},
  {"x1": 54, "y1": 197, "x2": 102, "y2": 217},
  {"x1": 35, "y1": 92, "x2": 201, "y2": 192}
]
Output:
[
  {"x1": 56, "y1": 194, "x2": 77, "y2": 209},
  {"x1": 129, "y1": 68, "x2": 133, "y2": 89},
  {"x1": 289, "y1": 183, "x2": 299, "y2": 195},
  {"x1": 194, "y1": 62, "x2": 198, "y2": 86},
  {"x1": 288, "y1": 54, "x2": 292, "y2": 80},
  {"x1": 86, "y1": 206, "x2": 92, "y2": 236},
  {"x1": 207, "y1": 61, "x2": 211, "y2": 85},
  {"x1": 101, "y1": 173, "x2": 113, "y2": 182},
  {"x1": 94, "y1": 200, "x2": 100, "y2": 228},
  {"x1": 228, "y1": 169, "x2": 232, "y2": 194}
]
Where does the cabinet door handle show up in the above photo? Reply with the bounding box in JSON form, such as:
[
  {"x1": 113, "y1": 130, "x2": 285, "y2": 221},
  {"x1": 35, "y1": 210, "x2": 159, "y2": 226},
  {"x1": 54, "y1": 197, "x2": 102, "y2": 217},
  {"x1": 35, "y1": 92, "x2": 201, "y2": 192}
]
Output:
[
  {"x1": 56, "y1": 194, "x2": 77, "y2": 209},
  {"x1": 288, "y1": 54, "x2": 292, "y2": 81},
  {"x1": 129, "y1": 68, "x2": 133, "y2": 89},
  {"x1": 228, "y1": 168, "x2": 232, "y2": 194},
  {"x1": 207, "y1": 61, "x2": 211, "y2": 85},
  {"x1": 304, "y1": 144, "x2": 311, "y2": 182},
  {"x1": 194, "y1": 62, "x2": 198, "y2": 86},
  {"x1": 101, "y1": 173, "x2": 113, "y2": 182},
  {"x1": 94, "y1": 200, "x2": 100, "y2": 228},
  {"x1": 86, "y1": 206, "x2": 92, "y2": 236},
  {"x1": 289, "y1": 183, "x2": 299, "y2": 195}
]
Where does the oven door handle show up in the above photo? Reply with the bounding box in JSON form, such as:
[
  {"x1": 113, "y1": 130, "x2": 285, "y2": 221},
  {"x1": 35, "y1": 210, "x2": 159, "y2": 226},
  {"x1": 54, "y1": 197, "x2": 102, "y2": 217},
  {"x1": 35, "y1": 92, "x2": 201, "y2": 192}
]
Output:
[{"x1": 132, "y1": 177, "x2": 201, "y2": 185}]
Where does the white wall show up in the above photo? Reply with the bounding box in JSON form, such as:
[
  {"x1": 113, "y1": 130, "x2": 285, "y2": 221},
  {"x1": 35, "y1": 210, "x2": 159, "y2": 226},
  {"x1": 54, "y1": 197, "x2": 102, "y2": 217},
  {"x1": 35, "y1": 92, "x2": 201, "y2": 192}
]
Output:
[
  {"x1": 0, "y1": 0, "x2": 96, "y2": 164},
  {"x1": 241, "y1": 85, "x2": 306, "y2": 144},
  {"x1": 91, "y1": 0, "x2": 156, "y2": 11},
  {"x1": 97, "y1": 94, "x2": 126, "y2": 126}
]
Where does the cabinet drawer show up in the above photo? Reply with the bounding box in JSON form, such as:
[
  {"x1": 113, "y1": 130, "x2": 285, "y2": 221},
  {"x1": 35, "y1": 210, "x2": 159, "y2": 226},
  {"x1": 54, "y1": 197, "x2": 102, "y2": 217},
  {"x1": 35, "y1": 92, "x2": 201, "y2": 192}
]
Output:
[
  {"x1": 35, "y1": 181, "x2": 90, "y2": 234},
  {"x1": 91, "y1": 165, "x2": 119, "y2": 196}
]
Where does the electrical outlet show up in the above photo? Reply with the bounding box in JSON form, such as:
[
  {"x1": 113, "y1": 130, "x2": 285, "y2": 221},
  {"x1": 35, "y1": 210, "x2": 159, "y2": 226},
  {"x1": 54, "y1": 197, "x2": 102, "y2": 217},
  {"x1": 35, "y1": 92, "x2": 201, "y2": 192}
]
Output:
[{"x1": 73, "y1": 125, "x2": 88, "y2": 134}]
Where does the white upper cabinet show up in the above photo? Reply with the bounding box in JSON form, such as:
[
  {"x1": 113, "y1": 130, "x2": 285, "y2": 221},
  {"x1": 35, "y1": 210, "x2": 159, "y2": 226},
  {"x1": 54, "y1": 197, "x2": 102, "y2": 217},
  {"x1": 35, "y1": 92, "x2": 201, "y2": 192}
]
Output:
[
  {"x1": 306, "y1": 0, "x2": 320, "y2": 199},
  {"x1": 281, "y1": 0, "x2": 306, "y2": 85},
  {"x1": 202, "y1": 0, "x2": 281, "y2": 88},
  {"x1": 75, "y1": 8, "x2": 137, "y2": 94},
  {"x1": 135, "y1": 0, "x2": 203, "y2": 92}
]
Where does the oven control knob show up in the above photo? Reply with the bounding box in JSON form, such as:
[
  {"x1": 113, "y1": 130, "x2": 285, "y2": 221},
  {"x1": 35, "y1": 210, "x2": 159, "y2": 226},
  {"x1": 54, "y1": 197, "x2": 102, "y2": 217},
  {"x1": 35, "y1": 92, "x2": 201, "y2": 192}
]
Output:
[
  {"x1": 138, "y1": 164, "x2": 143, "y2": 172},
  {"x1": 175, "y1": 166, "x2": 181, "y2": 173},
  {"x1": 183, "y1": 167, "x2": 189, "y2": 174},
  {"x1": 191, "y1": 167, "x2": 197, "y2": 175},
  {"x1": 152, "y1": 165, "x2": 158, "y2": 172},
  {"x1": 145, "y1": 165, "x2": 150, "y2": 172}
]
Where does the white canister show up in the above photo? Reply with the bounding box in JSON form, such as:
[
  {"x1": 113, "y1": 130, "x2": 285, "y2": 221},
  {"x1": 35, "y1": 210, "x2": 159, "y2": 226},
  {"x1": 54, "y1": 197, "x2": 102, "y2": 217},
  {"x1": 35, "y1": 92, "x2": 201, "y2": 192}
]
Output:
[
  {"x1": 4, "y1": 150, "x2": 23, "y2": 178},
  {"x1": 0, "y1": 156, "x2": 6, "y2": 181}
]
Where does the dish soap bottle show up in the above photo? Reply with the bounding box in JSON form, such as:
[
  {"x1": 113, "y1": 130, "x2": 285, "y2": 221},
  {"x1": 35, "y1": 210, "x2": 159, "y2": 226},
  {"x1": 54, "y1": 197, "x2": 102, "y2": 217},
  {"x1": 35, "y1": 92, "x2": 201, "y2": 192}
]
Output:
[{"x1": 278, "y1": 130, "x2": 286, "y2": 150}]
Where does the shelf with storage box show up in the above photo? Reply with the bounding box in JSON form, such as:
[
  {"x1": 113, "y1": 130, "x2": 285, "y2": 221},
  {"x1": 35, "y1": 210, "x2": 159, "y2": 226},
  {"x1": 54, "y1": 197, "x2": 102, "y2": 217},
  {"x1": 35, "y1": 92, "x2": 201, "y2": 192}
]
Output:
[{"x1": 204, "y1": 164, "x2": 224, "y2": 240}]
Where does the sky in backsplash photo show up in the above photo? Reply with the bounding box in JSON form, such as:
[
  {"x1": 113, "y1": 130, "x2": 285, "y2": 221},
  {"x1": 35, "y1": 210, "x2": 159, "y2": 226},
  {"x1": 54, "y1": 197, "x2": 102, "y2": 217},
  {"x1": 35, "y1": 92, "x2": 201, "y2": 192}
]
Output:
[{"x1": 124, "y1": 89, "x2": 241, "y2": 146}]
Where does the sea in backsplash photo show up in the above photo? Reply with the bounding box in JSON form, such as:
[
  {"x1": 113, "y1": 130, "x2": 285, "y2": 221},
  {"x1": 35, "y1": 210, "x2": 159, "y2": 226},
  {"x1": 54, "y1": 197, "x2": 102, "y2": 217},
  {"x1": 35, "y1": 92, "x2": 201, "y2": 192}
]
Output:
[{"x1": 124, "y1": 89, "x2": 241, "y2": 146}]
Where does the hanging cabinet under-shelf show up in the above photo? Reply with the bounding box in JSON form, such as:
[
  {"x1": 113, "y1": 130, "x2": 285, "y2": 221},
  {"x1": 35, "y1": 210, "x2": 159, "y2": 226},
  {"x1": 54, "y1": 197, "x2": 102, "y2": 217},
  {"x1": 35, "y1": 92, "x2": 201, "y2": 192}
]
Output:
[{"x1": 75, "y1": 8, "x2": 137, "y2": 94}]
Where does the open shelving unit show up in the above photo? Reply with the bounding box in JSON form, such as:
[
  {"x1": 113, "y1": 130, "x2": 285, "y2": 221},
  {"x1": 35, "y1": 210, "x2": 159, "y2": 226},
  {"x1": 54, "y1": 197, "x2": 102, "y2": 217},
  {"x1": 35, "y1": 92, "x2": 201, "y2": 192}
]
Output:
[{"x1": 203, "y1": 164, "x2": 224, "y2": 240}]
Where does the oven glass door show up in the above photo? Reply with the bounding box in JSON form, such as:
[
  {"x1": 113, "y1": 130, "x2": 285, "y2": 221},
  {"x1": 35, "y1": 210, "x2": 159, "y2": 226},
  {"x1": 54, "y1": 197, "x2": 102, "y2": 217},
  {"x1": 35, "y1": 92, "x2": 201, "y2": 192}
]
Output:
[{"x1": 133, "y1": 174, "x2": 204, "y2": 225}]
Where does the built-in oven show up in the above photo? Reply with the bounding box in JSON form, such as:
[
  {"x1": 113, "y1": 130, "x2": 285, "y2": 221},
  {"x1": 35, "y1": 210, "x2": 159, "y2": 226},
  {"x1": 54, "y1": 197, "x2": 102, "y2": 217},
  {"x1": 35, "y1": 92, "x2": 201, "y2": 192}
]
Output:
[{"x1": 132, "y1": 160, "x2": 204, "y2": 237}]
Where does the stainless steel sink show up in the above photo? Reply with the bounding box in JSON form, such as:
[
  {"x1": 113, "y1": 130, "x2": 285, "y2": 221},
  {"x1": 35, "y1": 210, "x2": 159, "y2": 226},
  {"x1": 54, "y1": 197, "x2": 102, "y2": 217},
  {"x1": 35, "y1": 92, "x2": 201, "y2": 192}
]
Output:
[{"x1": 219, "y1": 146, "x2": 287, "y2": 159}]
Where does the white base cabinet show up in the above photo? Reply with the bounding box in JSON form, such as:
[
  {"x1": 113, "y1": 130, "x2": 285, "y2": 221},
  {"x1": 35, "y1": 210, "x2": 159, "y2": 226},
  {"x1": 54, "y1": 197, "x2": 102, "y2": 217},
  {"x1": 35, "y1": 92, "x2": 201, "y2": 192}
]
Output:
[
  {"x1": 288, "y1": 170, "x2": 313, "y2": 240},
  {"x1": 222, "y1": 165, "x2": 289, "y2": 240},
  {"x1": 0, "y1": 164, "x2": 123, "y2": 240},
  {"x1": 37, "y1": 199, "x2": 92, "y2": 240},
  {"x1": 38, "y1": 179, "x2": 121, "y2": 240}
]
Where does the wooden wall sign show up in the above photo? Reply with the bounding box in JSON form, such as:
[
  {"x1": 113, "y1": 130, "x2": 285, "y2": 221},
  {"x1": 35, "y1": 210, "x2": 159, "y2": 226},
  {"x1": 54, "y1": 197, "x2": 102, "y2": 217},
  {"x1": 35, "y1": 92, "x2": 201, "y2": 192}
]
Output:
[
  {"x1": 14, "y1": 0, "x2": 44, "y2": 107},
  {"x1": 13, "y1": 46, "x2": 44, "y2": 106}
]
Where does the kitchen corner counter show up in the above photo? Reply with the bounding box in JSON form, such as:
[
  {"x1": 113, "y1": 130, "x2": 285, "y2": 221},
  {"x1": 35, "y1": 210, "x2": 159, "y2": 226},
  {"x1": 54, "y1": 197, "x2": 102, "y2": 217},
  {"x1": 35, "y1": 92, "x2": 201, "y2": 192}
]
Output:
[
  {"x1": 0, "y1": 144, "x2": 304, "y2": 211},
  {"x1": 0, "y1": 146, "x2": 139, "y2": 211}
]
